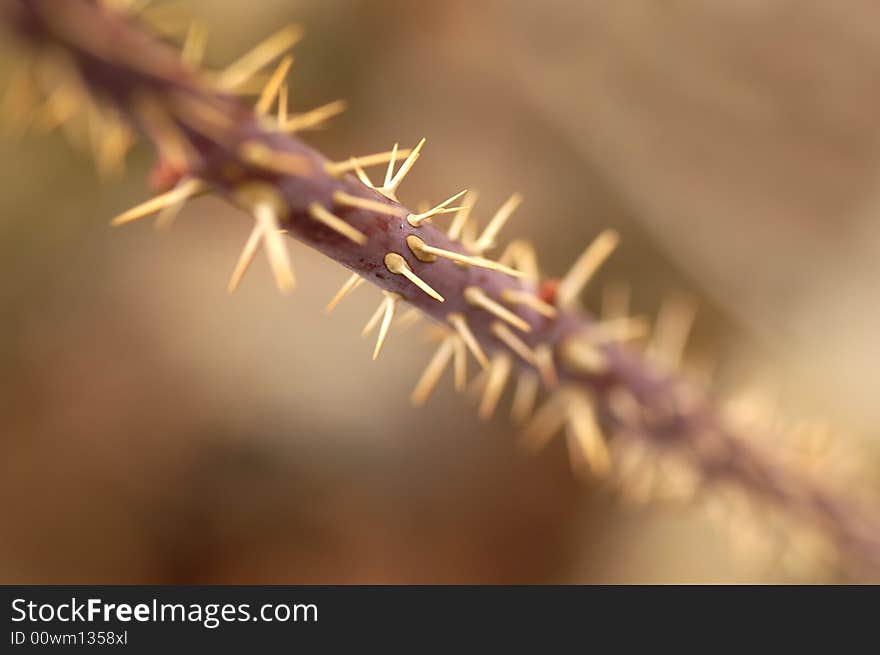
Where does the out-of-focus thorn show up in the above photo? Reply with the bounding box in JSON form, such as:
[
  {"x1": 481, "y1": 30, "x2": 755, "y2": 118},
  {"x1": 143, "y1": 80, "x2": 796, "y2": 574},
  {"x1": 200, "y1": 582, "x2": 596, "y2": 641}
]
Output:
[
  {"x1": 362, "y1": 292, "x2": 399, "y2": 360},
  {"x1": 332, "y1": 190, "x2": 404, "y2": 217},
  {"x1": 491, "y1": 321, "x2": 537, "y2": 366},
  {"x1": 307, "y1": 202, "x2": 368, "y2": 245},
  {"x1": 447, "y1": 190, "x2": 478, "y2": 241},
  {"x1": 557, "y1": 229, "x2": 619, "y2": 308},
  {"x1": 464, "y1": 286, "x2": 530, "y2": 333},
  {"x1": 602, "y1": 280, "x2": 631, "y2": 321},
  {"x1": 511, "y1": 371, "x2": 539, "y2": 424},
  {"x1": 648, "y1": 293, "x2": 697, "y2": 371},
  {"x1": 384, "y1": 253, "x2": 444, "y2": 302},
  {"x1": 139, "y1": 1, "x2": 193, "y2": 38},
  {"x1": 447, "y1": 313, "x2": 489, "y2": 368},
  {"x1": 534, "y1": 343, "x2": 559, "y2": 389},
  {"x1": 411, "y1": 336, "x2": 456, "y2": 406},
  {"x1": 326, "y1": 273, "x2": 364, "y2": 313},
  {"x1": 217, "y1": 24, "x2": 303, "y2": 90},
  {"x1": 558, "y1": 334, "x2": 608, "y2": 376},
  {"x1": 282, "y1": 100, "x2": 346, "y2": 132},
  {"x1": 593, "y1": 316, "x2": 650, "y2": 343},
  {"x1": 111, "y1": 178, "x2": 205, "y2": 226},
  {"x1": 2, "y1": 65, "x2": 39, "y2": 137},
  {"x1": 154, "y1": 175, "x2": 200, "y2": 230},
  {"x1": 453, "y1": 337, "x2": 467, "y2": 392},
  {"x1": 325, "y1": 149, "x2": 413, "y2": 177},
  {"x1": 253, "y1": 201, "x2": 296, "y2": 294},
  {"x1": 500, "y1": 289, "x2": 557, "y2": 318},
  {"x1": 239, "y1": 140, "x2": 311, "y2": 175},
  {"x1": 520, "y1": 390, "x2": 569, "y2": 453},
  {"x1": 255, "y1": 55, "x2": 293, "y2": 116},
  {"x1": 227, "y1": 221, "x2": 264, "y2": 293},
  {"x1": 34, "y1": 85, "x2": 80, "y2": 133},
  {"x1": 406, "y1": 189, "x2": 468, "y2": 226},
  {"x1": 395, "y1": 306, "x2": 423, "y2": 330},
  {"x1": 566, "y1": 393, "x2": 610, "y2": 478},
  {"x1": 277, "y1": 83, "x2": 288, "y2": 124},
  {"x1": 497, "y1": 239, "x2": 540, "y2": 284},
  {"x1": 134, "y1": 94, "x2": 196, "y2": 170},
  {"x1": 181, "y1": 20, "x2": 208, "y2": 68},
  {"x1": 375, "y1": 138, "x2": 425, "y2": 201},
  {"x1": 473, "y1": 193, "x2": 522, "y2": 254},
  {"x1": 478, "y1": 354, "x2": 512, "y2": 420}
]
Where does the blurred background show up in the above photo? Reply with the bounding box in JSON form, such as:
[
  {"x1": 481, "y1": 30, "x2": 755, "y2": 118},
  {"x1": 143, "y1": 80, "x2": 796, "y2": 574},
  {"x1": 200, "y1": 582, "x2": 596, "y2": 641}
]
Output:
[{"x1": 2, "y1": 0, "x2": 880, "y2": 583}]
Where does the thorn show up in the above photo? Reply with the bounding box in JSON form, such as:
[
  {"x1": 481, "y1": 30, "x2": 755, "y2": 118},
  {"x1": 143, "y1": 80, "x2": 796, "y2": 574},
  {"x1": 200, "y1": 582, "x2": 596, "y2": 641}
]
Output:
[
  {"x1": 478, "y1": 354, "x2": 512, "y2": 420},
  {"x1": 534, "y1": 343, "x2": 559, "y2": 389},
  {"x1": 395, "y1": 307, "x2": 423, "y2": 330},
  {"x1": 307, "y1": 202, "x2": 368, "y2": 245},
  {"x1": 378, "y1": 138, "x2": 425, "y2": 200},
  {"x1": 406, "y1": 236, "x2": 526, "y2": 278},
  {"x1": 384, "y1": 253, "x2": 444, "y2": 302},
  {"x1": 453, "y1": 337, "x2": 467, "y2": 392},
  {"x1": 384, "y1": 143, "x2": 398, "y2": 188},
  {"x1": 325, "y1": 149, "x2": 413, "y2": 177},
  {"x1": 362, "y1": 292, "x2": 399, "y2": 360},
  {"x1": 556, "y1": 229, "x2": 619, "y2": 307},
  {"x1": 447, "y1": 313, "x2": 489, "y2": 368},
  {"x1": 491, "y1": 321, "x2": 537, "y2": 366},
  {"x1": 154, "y1": 176, "x2": 200, "y2": 230},
  {"x1": 464, "y1": 286, "x2": 530, "y2": 333},
  {"x1": 350, "y1": 158, "x2": 375, "y2": 188},
  {"x1": 410, "y1": 336, "x2": 456, "y2": 406},
  {"x1": 566, "y1": 394, "x2": 610, "y2": 477},
  {"x1": 134, "y1": 94, "x2": 196, "y2": 170},
  {"x1": 282, "y1": 100, "x2": 347, "y2": 132},
  {"x1": 253, "y1": 202, "x2": 296, "y2": 293},
  {"x1": 111, "y1": 179, "x2": 205, "y2": 226},
  {"x1": 277, "y1": 83, "x2": 288, "y2": 124},
  {"x1": 447, "y1": 190, "x2": 478, "y2": 241},
  {"x1": 500, "y1": 289, "x2": 558, "y2": 318},
  {"x1": 332, "y1": 190, "x2": 404, "y2": 217},
  {"x1": 181, "y1": 20, "x2": 208, "y2": 68},
  {"x1": 559, "y1": 335, "x2": 608, "y2": 376},
  {"x1": 649, "y1": 294, "x2": 697, "y2": 371},
  {"x1": 406, "y1": 189, "x2": 468, "y2": 226},
  {"x1": 218, "y1": 24, "x2": 303, "y2": 90},
  {"x1": 255, "y1": 55, "x2": 293, "y2": 116},
  {"x1": 511, "y1": 371, "x2": 539, "y2": 424},
  {"x1": 326, "y1": 273, "x2": 364, "y2": 313},
  {"x1": 497, "y1": 240, "x2": 540, "y2": 283},
  {"x1": 521, "y1": 390, "x2": 569, "y2": 453},
  {"x1": 239, "y1": 141, "x2": 311, "y2": 176},
  {"x1": 227, "y1": 221, "x2": 264, "y2": 293},
  {"x1": 473, "y1": 192, "x2": 522, "y2": 254},
  {"x1": 593, "y1": 317, "x2": 649, "y2": 343}
]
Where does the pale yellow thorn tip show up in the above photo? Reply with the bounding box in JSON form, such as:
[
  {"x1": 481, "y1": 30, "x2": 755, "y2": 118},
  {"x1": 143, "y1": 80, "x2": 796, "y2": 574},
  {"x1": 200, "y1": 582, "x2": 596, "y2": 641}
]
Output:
[
  {"x1": 384, "y1": 138, "x2": 425, "y2": 196},
  {"x1": 384, "y1": 253, "x2": 444, "y2": 302},
  {"x1": 325, "y1": 149, "x2": 413, "y2": 177},
  {"x1": 464, "y1": 286, "x2": 530, "y2": 333},
  {"x1": 557, "y1": 229, "x2": 620, "y2": 307},
  {"x1": 447, "y1": 313, "x2": 489, "y2": 368},
  {"x1": 219, "y1": 24, "x2": 303, "y2": 90},
  {"x1": 478, "y1": 354, "x2": 512, "y2": 420},
  {"x1": 491, "y1": 321, "x2": 537, "y2": 366},
  {"x1": 407, "y1": 189, "x2": 468, "y2": 226},
  {"x1": 406, "y1": 236, "x2": 525, "y2": 278},
  {"x1": 254, "y1": 202, "x2": 295, "y2": 293},
  {"x1": 567, "y1": 395, "x2": 610, "y2": 477},
  {"x1": 256, "y1": 55, "x2": 294, "y2": 116},
  {"x1": 410, "y1": 336, "x2": 456, "y2": 406},
  {"x1": 111, "y1": 179, "x2": 205, "y2": 226},
  {"x1": 473, "y1": 192, "x2": 522, "y2": 254},
  {"x1": 308, "y1": 202, "x2": 367, "y2": 245},
  {"x1": 326, "y1": 273, "x2": 364, "y2": 313},
  {"x1": 227, "y1": 222, "x2": 264, "y2": 293},
  {"x1": 372, "y1": 293, "x2": 399, "y2": 360}
]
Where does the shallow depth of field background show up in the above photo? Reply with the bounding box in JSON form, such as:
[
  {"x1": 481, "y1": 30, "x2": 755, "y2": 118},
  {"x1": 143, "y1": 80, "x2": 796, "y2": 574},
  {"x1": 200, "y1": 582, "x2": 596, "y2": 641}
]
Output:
[{"x1": 2, "y1": 0, "x2": 880, "y2": 583}]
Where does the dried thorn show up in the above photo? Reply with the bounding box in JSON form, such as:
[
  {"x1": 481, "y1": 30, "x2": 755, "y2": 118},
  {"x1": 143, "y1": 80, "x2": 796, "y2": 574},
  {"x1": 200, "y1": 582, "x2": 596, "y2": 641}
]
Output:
[
  {"x1": 255, "y1": 55, "x2": 294, "y2": 116},
  {"x1": 500, "y1": 289, "x2": 557, "y2": 318},
  {"x1": 447, "y1": 313, "x2": 489, "y2": 368},
  {"x1": 410, "y1": 336, "x2": 456, "y2": 406},
  {"x1": 332, "y1": 190, "x2": 404, "y2": 217},
  {"x1": 473, "y1": 192, "x2": 522, "y2": 254},
  {"x1": 478, "y1": 354, "x2": 512, "y2": 420},
  {"x1": 557, "y1": 229, "x2": 619, "y2": 307},
  {"x1": 111, "y1": 179, "x2": 205, "y2": 226},
  {"x1": 384, "y1": 253, "x2": 444, "y2": 302},
  {"x1": 307, "y1": 202, "x2": 368, "y2": 245},
  {"x1": 464, "y1": 286, "x2": 530, "y2": 333},
  {"x1": 559, "y1": 335, "x2": 608, "y2": 376},
  {"x1": 326, "y1": 273, "x2": 364, "y2": 313},
  {"x1": 407, "y1": 189, "x2": 469, "y2": 226},
  {"x1": 218, "y1": 24, "x2": 303, "y2": 90}
]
